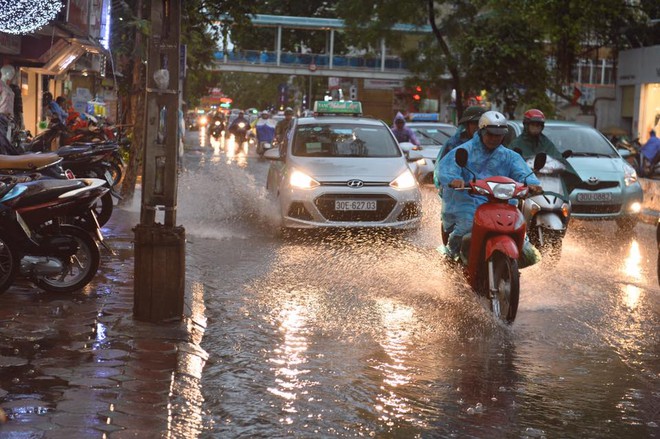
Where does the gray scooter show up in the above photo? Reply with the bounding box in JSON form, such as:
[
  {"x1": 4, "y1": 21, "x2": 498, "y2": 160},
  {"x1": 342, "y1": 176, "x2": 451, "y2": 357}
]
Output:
[{"x1": 522, "y1": 153, "x2": 572, "y2": 263}]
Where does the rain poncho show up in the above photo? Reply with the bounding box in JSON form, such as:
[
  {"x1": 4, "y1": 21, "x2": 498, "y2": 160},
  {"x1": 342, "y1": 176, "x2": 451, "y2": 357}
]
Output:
[
  {"x1": 438, "y1": 132, "x2": 540, "y2": 257},
  {"x1": 641, "y1": 131, "x2": 660, "y2": 162},
  {"x1": 508, "y1": 131, "x2": 581, "y2": 194},
  {"x1": 434, "y1": 125, "x2": 470, "y2": 189},
  {"x1": 255, "y1": 117, "x2": 276, "y2": 143},
  {"x1": 390, "y1": 112, "x2": 419, "y2": 145}
]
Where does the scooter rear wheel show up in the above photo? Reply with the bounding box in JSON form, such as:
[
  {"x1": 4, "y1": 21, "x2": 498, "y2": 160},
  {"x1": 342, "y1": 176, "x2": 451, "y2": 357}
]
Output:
[
  {"x1": 489, "y1": 251, "x2": 520, "y2": 323},
  {"x1": 34, "y1": 225, "x2": 100, "y2": 294}
]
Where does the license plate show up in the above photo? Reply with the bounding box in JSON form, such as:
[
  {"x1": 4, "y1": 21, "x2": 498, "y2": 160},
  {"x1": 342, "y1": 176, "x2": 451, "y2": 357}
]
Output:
[
  {"x1": 577, "y1": 192, "x2": 612, "y2": 202},
  {"x1": 335, "y1": 200, "x2": 377, "y2": 211}
]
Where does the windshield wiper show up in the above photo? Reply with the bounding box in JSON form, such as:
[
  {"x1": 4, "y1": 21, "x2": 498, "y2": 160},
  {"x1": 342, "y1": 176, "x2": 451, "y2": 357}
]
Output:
[{"x1": 416, "y1": 131, "x2": 442, "y2": 144}]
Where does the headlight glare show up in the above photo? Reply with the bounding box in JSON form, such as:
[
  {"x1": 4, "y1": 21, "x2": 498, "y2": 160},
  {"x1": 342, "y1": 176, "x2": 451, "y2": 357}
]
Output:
[
  {"x1": 289, "y1": 170, "x2": 320, "y2": 189},
  {"x1": 390, "y1": 169, "x2": 417, "y2": 189}
]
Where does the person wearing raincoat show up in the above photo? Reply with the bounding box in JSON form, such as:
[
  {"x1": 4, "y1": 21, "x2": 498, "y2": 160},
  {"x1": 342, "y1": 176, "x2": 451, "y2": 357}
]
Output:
[
  {"x1": 390, "y1": 112, "x2": 420, "y2": 146},
  {"x1": 437, "y1": 111, "x2": 542, "y2": 260},
  {"x1": 436, "y1": 106, "x2": 486, "y2": 164},
  {"x1": 507, "y1": 109, "x2": 581, "y2": 194}
]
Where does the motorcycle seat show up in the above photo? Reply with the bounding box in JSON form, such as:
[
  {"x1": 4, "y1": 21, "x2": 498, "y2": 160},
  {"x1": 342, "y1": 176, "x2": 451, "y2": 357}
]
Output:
[{"x1": 0, "y1": 153, "x2": 62, "y2": 171}]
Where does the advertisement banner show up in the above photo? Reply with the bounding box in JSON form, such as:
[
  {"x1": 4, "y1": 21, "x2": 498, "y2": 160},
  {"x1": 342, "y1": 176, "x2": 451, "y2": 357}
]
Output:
[{"x1": 364, "y1": 79, "x2": 404, "y2": 90}]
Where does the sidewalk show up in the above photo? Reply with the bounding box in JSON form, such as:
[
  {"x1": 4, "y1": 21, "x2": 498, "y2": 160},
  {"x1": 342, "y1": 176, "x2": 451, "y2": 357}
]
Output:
[{"x1": 0, "y1": 207, "x2": 207, "y2": 438}]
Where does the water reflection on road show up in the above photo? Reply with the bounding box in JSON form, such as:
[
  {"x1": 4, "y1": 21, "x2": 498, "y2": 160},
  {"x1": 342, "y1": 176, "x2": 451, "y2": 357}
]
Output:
[{"x1": 179, "y1": 143, "x2": 659, "y2": 438}]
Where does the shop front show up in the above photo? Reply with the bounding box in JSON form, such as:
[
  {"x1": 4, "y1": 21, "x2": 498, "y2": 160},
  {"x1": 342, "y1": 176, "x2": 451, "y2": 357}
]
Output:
[{"x1": 617, "y1": 45, "x2": 660, "y2": 143}]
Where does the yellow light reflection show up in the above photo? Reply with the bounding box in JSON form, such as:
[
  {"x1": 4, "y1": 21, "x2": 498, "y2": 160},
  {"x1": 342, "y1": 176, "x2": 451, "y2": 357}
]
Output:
[
  {"x1": 621, "y1": 240, "x2": 642, "y2": 279},
  {"x1": 267, "y1": 300, "x2": 313, "y2": 415},
  {"x1": 623, "y1": 284, "x2": 642, "y2": 310},
  {"x1": 373, "y1": 299, "x2": 425, "y2": 427}
]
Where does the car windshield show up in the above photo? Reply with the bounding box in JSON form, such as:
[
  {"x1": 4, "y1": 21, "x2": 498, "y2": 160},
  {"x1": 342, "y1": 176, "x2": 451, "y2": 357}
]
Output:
[
  {"x1": 411, "y1": 126, "x2": 456, "y2": 146},
  {"x1": 292, "y1": 124, "x2": 401, "y2": 157},
  {"x1": 543, "y1": 125, "x2": 618, "y2": 158}
]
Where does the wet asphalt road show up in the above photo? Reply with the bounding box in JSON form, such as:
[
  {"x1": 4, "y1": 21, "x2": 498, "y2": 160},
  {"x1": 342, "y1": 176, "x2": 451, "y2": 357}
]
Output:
[{"x1": 174, "y1": 131, "x2": 659, "y2": 438}]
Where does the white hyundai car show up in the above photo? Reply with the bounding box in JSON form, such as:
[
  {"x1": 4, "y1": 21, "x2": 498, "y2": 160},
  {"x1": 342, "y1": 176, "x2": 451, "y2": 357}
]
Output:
[{"x1": 265, "y1": 101, "x2": 423, "y2": 230}]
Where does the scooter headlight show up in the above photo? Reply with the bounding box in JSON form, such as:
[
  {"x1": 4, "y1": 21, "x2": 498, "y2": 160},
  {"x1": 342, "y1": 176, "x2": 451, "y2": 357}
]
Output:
[
  {"x1": 561, "y1": 202, "x2": 570, "y2": 218},
  {"x1": 488, "y1": 182, "x2": 516, "y2": 200},
  {"x1": 214, "y1": 121, "x2": 221, "y2": 126}
]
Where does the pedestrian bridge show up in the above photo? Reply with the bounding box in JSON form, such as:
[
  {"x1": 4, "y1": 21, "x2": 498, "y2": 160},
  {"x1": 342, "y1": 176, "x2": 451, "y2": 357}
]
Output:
[{"x1": 211, "y1": 14, "x2": 432, "y2": 80}]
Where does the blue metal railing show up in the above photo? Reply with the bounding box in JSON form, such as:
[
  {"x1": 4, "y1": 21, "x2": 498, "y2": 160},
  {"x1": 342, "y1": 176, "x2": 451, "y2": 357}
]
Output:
[{"x1": 214, "y1": 50, "x2": 407, "y2": 71}]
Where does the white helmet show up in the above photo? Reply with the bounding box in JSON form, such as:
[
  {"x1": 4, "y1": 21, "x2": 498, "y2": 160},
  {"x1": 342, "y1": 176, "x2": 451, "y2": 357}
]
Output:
[{"x1": 478, "y1": 111, "x2": 508, "y2": 135}]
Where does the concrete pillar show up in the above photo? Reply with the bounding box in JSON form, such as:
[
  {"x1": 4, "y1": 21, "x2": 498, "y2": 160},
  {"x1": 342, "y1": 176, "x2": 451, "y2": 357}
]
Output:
[{"x1": 134, "y1": 0, "x2": 186, "y2": 323}]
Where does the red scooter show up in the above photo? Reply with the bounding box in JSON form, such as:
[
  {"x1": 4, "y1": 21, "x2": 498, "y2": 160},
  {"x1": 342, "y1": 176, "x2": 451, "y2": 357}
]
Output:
[{"x1": 453, "y1": 148, "x2": 545, "y2": 323}]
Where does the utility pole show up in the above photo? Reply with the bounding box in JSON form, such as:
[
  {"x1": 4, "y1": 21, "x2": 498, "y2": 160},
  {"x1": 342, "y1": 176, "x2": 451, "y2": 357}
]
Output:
[{"x1": 133, "y1": 0, "x2": 185, "y2": 322}]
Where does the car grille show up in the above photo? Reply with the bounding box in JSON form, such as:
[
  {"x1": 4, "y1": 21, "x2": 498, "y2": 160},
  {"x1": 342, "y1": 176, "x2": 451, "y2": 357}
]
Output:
[
  {"x1": 572, "y1": 204, "x2": 621, "y2": 214},
  {"x1": 315, "y1": 194, "x2": 396, "y2": 221},
  {"x1": 574, "y1": 181, "x2": 619, "y2": 190}
]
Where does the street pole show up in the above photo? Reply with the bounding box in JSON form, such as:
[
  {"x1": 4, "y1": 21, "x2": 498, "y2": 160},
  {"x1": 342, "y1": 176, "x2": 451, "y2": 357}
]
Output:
[{"x1": 134, "y1": 0, "x2": 186, "y2": 322}]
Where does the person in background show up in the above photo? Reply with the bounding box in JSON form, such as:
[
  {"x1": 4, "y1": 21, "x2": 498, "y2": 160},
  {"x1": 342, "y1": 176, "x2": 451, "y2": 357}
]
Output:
[
  {"x1": 43, "y1": 92, "x2": 68, "y2": 126},
  {"x1": 275, "y1": 107, "x2": 295, "y2": 155},
  {"x1": 437, "y1": 106, "x2": 485, "y2": 163},
  {"x1": 640, "y1": 129, "x2": 660, "y2": 177},
  {"x1": 390, "y1": 112, "x2": 420, "y2": 146}
]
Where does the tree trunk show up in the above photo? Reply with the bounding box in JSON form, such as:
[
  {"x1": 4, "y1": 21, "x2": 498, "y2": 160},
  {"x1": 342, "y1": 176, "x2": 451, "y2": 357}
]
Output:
[{"x1": 119, "y1": 0, "x2": 145, "y2": 207}]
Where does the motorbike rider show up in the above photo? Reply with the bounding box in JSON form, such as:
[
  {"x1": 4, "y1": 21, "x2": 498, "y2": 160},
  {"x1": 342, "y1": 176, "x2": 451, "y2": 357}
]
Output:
[
  {"x1": 228, "y1": 110, "x2": 249, "y2": 141},
  {"x1": 255, "y1": 110, "x2": 276, "y2": 144},
  {"x1": 275, "y1": 107, "x2": 295, "y2": 155},
  {"x1": 390, "y1": 112, "x2": 420, "y2": 146},
  {"x1": 640, "y1": 129, "x2": 660, "y2": 177},
  {"x1": 507, "y1": 109, "x2": 581, "y2": 193},
  {"x1": 437, "y1": 106, "x2": 485, "y2": 163},
  {"x1": 437, "y1": 110, "x2": 542, "y2": 260}
]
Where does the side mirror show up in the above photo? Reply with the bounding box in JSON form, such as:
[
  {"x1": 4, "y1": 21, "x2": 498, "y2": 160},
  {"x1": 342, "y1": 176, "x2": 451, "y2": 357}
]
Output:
[
  {"x1": 455, "y1": 148, "x2": 468, "y2": 168},
  {"x1": 533, "y1": 152, "x2": 547, "y2": 171},
  {"x1": 562, "y1": 149, "x2": 573, "y2": 158},
  {"x1": 263, "y1": 148, "x2": 281, "y2": 161}
]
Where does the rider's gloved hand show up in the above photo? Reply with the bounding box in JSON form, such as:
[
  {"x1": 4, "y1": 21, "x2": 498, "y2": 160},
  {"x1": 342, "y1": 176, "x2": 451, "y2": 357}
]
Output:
[
  {"x1": 449, "y1": 179, "x2": 465, "y2": 189},
  {"x1": 528, "y1": 184, "x2": 543, "y2": 194}
]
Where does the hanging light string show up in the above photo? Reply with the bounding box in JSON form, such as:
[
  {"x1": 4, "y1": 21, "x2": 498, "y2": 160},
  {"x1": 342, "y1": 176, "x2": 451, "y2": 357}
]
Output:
[{"x1": 0, "y1": 0, "x2": 64, "y2": 35}]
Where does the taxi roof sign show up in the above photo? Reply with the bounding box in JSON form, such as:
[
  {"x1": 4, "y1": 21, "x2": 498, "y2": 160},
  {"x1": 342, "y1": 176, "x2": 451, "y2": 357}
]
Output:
[
  {"x1": 313, "y1": 100, "x2": 362, "y2": 116},
  {"x1": 409, "y1": 112, "x2": 440, "y2": 122}
]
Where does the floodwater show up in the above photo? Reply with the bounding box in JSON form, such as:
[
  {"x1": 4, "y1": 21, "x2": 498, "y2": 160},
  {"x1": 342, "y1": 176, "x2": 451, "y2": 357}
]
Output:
[{"x1": 178, "y1": 135, "x2": 659, "y2": 438}]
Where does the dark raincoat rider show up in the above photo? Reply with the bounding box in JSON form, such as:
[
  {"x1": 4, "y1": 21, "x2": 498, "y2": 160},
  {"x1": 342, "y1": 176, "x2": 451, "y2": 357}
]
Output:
[{"x1": 507, "y1": 109, "x2": 581, "y2": 194}]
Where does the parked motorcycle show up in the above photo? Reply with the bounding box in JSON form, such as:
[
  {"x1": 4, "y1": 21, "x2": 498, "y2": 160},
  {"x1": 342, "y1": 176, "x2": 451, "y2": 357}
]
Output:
[
  {"x1": 521, "y1": 153, "x2": 572, "y2": 263},
  {"x1": 450, "y1": 148, "x2": 546, "y2": 323},
  {"x1": 0, "y1": 177, "x2": 107, "y2": 294}
]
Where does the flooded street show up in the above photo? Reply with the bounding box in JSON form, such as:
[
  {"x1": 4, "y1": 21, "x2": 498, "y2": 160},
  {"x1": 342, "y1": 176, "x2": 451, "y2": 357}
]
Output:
[{"x1": 175, "y1": 134, "x2": 659, "y2": 438}]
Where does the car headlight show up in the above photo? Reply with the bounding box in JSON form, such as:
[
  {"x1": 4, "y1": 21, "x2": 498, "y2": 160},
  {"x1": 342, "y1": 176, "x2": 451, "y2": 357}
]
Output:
[
  {"x1": 623, "y1": 162, "x2": 638, "y2": 186},
  {"x1": 390, "y1": 169, "x2": 417, "y2": 189},
  {"x1": 289, "y1": 169, "x2": 320, "y2": 189}
]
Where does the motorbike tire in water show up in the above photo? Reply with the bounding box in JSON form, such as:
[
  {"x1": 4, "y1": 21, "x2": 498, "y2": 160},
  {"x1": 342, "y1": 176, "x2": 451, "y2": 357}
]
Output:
[
  {"x1": 488, "y1": 251, "x2": 520, "y2": 323},
  {"x1": 0, "y1": 235, "x2": 19, "y2": 294},
  {"x1": 33, "y1": 225, "x2": 100, "y2": 293},
  {"x1": 91, "y1": 192, "x2": 113, "y2": 227},
  {"x1": 533, "y1": 228, "x2": 563, "y2": 265}
]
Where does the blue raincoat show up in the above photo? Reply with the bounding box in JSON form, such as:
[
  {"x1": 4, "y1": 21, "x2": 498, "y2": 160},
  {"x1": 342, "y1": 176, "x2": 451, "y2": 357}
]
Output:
[{"x1": 437, "y1": 132, "x2": 541, "y2": 257}]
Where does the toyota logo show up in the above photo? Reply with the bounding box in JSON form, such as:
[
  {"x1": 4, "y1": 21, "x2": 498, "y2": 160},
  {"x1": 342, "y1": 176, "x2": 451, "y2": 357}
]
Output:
[
  {"x1": 346, "y1": 179, "x2": 364, "y2": 188},
  {"x1": 587, "y1": 176, "x2": 599, "y2": 184}
]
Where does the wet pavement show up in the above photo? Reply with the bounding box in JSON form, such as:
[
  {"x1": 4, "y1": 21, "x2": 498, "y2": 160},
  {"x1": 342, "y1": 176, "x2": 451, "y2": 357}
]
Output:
[{"x1": 0, "y1": 207, "x2": 207, "y2": 438}]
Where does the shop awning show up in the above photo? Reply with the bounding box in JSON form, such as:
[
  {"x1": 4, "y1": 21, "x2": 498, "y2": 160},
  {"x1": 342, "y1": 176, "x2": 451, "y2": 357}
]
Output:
[{"x1": 28, "y1": 38, "x2": 107, "y2": 75}]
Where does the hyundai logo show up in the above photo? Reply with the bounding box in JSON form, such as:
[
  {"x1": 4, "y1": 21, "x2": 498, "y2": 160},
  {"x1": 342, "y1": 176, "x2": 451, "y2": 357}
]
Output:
[
  {"x1": 587, "y1": 176, "x2": 599, "y2": 184},
  {"x1": 346, "y1": 179, "x2": 364, "y2": 188}
]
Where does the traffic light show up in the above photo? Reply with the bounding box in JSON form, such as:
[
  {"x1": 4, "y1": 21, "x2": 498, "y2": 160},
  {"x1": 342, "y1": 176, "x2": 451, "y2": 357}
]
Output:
[
  {"x1": 349, "y1": 85, "x2": 358, "y2": 101},
  {"x1": 412, "y1": 85, "x2": 422, "y2": 101}
]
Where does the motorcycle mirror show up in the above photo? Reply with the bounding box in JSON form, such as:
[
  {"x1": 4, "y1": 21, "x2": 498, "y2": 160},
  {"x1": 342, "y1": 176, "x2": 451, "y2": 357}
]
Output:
[
  {"x1": 455, "y1": 148, "x2": 468, "y2": 168},
  {"x1": 533, "y1": 152, "x2": 547, "y2": 171},
  {"x1": 562, "y1": 149, "x2": 573, "y2": 158}
]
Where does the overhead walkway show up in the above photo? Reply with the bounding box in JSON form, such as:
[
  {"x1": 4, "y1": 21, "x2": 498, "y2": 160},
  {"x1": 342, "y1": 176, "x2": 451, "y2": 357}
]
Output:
[{"x1": 211, "y1": 14, "x2": 432, "y2": 80}]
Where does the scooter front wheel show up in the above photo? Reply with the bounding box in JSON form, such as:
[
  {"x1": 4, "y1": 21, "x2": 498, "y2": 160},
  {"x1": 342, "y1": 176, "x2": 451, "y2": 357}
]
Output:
[
  {"x1": 489, "y1": 251, "x2": 520, "y2": 324},
  {"x1": 0, "y1": 235, "x2": 19, "y2": 294}
]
